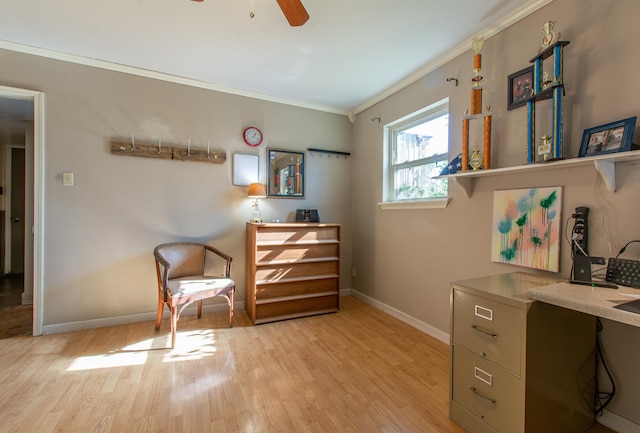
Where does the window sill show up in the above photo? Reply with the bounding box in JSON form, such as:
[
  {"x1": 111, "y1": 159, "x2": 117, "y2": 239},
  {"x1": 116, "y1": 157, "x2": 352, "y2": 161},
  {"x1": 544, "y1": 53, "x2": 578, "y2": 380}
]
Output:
[{"x1": 378, "y1": 198, "x2": 450, "y2": 210}]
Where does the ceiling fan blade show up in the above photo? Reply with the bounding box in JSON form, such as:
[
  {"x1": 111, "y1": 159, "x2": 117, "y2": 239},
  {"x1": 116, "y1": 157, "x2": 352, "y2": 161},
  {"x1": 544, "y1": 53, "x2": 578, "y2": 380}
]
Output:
[{"x1": 276, "y1": 0, "x2": 309, "y2": 27}]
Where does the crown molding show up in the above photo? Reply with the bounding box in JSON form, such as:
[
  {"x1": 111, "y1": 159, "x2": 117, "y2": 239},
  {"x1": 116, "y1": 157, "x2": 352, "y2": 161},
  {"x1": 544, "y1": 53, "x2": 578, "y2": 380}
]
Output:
[
  {"x1": 0, "y1": 39, "x2": 350, "y2": 117},
  {"x1": 351, "y1": 0, "x2": 555, "y2": 115}
]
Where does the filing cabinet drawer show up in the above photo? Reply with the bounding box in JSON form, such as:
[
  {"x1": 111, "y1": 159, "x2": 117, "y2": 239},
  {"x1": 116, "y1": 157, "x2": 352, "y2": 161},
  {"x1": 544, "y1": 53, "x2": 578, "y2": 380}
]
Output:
[
  {"x1": 452, "y1": 346, "x2": 523, "y2": 433},
  {"x1": 452, "y1": 289, "x2": 522, "y2": 375}
]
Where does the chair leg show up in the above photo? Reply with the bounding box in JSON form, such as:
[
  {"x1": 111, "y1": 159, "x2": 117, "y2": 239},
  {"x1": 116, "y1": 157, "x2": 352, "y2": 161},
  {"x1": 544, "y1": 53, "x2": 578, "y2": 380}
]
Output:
[
  {"x1": 155, "y1": 295, "x2": 164, "y2": 331},
  {"x1": 228, "y1": 289, "x2": 234, "y2": 327},
  {"x1": 197, "y1": 300, "x2": 202, "y2": 318},
  {"x1": 171, "y1": 305, "x2": 177, "y2": 348}
]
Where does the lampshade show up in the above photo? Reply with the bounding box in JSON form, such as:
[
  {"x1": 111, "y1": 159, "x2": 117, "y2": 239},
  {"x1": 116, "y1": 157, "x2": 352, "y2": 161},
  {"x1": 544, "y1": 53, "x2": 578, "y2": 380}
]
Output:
[{"x1": 247, "y1": 183, "x2": 266, "y2": 198}]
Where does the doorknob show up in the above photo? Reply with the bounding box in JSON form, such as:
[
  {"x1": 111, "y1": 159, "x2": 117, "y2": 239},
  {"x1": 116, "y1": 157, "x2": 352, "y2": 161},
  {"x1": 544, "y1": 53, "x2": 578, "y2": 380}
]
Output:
[{"x1": 11, "y1": 217, "x2": 20, "y2": 222}]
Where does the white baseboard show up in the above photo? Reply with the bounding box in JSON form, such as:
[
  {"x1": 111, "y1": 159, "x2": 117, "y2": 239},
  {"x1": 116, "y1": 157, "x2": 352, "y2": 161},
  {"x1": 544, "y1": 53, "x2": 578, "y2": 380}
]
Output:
[
  {"x1": 43, "y1": 291, "x2": 353, "y2": 335},
  {"x1": 42, "y1": 300, "x2": 244, "y2": 335},
  {"x1": 348, "y1": 289, "x2": 450, "y2": 344},
  {"x1": 599, "y1": 410, "x2": 640, "y2": 433}
]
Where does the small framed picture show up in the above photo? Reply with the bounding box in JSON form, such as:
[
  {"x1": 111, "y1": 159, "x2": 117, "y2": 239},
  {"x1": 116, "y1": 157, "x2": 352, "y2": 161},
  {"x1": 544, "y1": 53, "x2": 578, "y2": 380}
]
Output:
[
  {"x1": 578, "y1": 117, "x2": 637, "y2": 158},
  {"x1": 507, "y1": 66, "x2": 534, "y2": 110}
]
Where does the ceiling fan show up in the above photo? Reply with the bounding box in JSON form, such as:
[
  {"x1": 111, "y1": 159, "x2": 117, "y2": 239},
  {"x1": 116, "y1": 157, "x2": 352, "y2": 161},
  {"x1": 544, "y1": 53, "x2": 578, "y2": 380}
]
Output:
[{"x1": 190, "y1": 0, "x2": 309, "y2": 27}]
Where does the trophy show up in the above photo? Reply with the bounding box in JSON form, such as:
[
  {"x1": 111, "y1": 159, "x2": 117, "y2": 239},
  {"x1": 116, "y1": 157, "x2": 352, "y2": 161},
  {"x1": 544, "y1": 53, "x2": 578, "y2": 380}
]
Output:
[
  {"x1": 538, "y1": 135, "x2": 552, "y2": 161},
  {"x1": 540, "y1": 19, "x2": 560, "y2": 52}
]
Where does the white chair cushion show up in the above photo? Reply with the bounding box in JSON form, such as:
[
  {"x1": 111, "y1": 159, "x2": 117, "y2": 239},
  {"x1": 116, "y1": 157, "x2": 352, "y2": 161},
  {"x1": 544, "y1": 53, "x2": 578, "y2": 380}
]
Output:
[{"x1": 166, "y1": 276, "x2": 235, "y2": 298}]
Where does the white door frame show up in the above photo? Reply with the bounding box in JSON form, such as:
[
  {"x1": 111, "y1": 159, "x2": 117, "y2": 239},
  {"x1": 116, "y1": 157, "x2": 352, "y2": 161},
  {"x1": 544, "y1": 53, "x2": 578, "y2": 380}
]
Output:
[{"x1": 0, "y1": 85, "x2": 45, "y2": 336}]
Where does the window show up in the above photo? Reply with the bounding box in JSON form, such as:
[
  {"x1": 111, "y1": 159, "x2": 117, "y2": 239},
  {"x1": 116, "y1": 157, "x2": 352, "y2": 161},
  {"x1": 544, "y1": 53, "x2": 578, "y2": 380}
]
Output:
[{"x1": 384, "y1": 99, "x2": 449, "y2": 203}]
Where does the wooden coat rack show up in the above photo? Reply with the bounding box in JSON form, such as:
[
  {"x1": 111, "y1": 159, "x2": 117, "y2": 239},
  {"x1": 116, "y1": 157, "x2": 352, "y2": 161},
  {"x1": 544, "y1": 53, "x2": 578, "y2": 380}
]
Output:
[{"x1": 110, "y1": 137, "x2": 226, "y2": 164}]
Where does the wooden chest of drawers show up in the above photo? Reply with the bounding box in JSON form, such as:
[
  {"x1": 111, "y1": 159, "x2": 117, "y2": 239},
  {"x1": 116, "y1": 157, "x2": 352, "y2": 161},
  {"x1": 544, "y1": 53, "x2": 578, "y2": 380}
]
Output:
[
  {"x1": 450, "y1": 272, "x2": 596, "y2": 433},
  {"x1": 245, "y1": 223, "x2": 340, "y2": 325}
]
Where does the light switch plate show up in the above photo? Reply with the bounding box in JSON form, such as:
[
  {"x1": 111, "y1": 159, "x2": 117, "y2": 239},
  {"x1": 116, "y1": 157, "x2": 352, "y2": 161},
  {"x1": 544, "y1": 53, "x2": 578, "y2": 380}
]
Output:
[{"x1": 62, "y1": 172, "x2": 74, "y2": 186}]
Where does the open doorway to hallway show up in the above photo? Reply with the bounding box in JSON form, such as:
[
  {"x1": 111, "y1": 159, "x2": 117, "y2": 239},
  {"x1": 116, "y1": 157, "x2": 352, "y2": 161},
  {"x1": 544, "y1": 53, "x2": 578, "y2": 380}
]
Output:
[
  {"x1": 0, "y1": 274, "x2": 29, "y2": 338},
  {"x1": 0, "y1": 93, "x2": 35, "y2": 337}
]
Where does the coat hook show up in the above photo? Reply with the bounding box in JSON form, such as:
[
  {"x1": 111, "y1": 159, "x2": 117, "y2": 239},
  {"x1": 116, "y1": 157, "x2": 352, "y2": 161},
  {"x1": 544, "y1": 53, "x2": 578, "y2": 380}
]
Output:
[
  {"x1": 371, "y1": 117, "x2": 381, "y2": 123},
  {"x1": 447, "y1": 77, "x2": 459, "y2": 86}
]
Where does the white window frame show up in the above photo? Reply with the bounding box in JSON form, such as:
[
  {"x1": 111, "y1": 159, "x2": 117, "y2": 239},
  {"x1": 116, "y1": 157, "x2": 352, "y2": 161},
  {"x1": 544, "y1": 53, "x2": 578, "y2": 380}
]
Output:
[{"x1": 380, "y1": 98, "x2": 450, "y2": 210}]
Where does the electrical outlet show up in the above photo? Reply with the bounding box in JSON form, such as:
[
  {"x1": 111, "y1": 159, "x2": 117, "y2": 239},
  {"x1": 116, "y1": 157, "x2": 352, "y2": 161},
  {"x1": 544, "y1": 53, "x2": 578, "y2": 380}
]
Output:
[
  {"x1": 351, "y1": 268, "x2": 356, "y2": 278},
  {"x1": 62, "y1": 172, "x2": 74, "y2": 186},
  {"x1": 572, "y1": 206, "x2": 589, "y2": 256}
]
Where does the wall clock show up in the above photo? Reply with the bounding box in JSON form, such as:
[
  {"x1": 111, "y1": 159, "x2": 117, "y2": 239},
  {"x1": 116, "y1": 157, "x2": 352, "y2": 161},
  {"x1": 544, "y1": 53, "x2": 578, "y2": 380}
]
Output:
[{"x1": 243, "y1": 126, "x2": 263, "y2": 147}]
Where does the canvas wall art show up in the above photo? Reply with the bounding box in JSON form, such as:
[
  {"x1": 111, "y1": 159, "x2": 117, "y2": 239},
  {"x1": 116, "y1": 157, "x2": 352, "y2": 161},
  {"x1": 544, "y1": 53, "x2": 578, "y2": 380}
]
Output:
[{"x1": 491, "y1": 187, "x2": 562, "y2": 272}]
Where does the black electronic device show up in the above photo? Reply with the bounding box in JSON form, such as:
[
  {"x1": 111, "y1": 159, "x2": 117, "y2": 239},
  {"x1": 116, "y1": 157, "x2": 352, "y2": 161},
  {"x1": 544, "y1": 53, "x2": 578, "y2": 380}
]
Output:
[
  {"x1": 605, "y1": 257, "x2": 640, "y2": 288},
  {"x1": 572, "y1": 255, "x2": 592, "y2": 282},
  {"x1": 572, "y1": 206, "x2": 589, "y2": 257},
  {"x1": 568, "y1": 279, "x2": 618, "y2": 289},
  {"x1": 295, "y1": 209, "x2": 319, "y2": 222}
]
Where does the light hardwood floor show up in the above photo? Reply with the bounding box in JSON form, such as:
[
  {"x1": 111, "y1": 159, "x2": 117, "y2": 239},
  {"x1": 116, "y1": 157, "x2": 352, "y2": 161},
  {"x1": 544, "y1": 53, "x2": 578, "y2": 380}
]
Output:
[{"x1": 0, "y1": 296, "x2": 615, "y2": 432}]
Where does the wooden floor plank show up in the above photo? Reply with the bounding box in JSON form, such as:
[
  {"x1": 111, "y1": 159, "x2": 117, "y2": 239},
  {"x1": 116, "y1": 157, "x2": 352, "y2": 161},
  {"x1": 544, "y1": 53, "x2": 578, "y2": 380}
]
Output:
[{"x1": 0, "y1": 296, "x2": 615, "y2": 432}]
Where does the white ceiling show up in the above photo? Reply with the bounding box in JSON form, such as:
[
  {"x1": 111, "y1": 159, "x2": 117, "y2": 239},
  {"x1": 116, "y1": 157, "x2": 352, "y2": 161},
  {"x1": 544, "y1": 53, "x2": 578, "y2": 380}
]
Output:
[{"x1": 1, "y1": 0, "x2": 548, "y2": 124}]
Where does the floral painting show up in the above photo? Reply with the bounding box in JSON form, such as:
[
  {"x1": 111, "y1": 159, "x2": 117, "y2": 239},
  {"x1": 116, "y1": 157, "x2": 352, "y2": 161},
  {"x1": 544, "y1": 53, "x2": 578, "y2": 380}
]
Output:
[{"x1": 491, "y1": 187, "x2": 562, "y2": 272}]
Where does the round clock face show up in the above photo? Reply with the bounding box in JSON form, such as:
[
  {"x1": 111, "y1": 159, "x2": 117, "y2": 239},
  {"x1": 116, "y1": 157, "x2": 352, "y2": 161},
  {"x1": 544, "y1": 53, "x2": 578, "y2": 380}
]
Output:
[{"x1": 243, "y1": 127, "x2": 263, "y2": 147}]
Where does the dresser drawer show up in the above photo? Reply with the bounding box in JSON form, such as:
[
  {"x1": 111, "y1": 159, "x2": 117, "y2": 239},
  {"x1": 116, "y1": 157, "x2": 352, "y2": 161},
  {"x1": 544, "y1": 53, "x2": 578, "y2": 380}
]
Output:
[
  {"x1": 256, "y1": 261, "x2": 338, "y2": 283},
  {"x1": 452, "y1": 346, "x2": 523, "y2": 433},
  {"x1": 256, "y1": 278, "x2": 338, "y2": 301},
  {"x1": 255, "y1": 226, "x2": 339, "y2": 243},
  {"x1": 254, "y1": 294, "x2": 338, "y2": 323},
  {"x1": 452, "y1": 289, "x2": 522, "y2": 375},
  {"x1": 256, "y1": 243, "x2": 339, "y2": 263}
]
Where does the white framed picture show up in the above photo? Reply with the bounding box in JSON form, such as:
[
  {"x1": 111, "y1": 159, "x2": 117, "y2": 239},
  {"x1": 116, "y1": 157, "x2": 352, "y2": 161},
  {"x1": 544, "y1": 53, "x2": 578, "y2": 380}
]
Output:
[{"x1": 233, "y1": 153, "x2": 259, "y2": 186}]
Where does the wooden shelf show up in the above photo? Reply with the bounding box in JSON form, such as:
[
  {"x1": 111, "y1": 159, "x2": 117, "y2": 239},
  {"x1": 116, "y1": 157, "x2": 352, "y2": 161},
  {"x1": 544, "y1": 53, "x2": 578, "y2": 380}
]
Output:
[{"x1": 435, "y1": 150, "x2": 640, "y2": 198}]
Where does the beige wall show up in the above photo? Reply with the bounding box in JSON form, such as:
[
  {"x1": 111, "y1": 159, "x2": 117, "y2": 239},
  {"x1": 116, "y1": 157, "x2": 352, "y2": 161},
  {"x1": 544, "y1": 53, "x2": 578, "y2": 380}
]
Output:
[
  {"x1": 352, "y1": 0, "x2": 640, "y2": 426},
  {"x1": 2, "y1": 0, "x2": 640, "y2": 427},
  {"x1": 0, "y1": 49, "x2": 353, "y2": 325}
]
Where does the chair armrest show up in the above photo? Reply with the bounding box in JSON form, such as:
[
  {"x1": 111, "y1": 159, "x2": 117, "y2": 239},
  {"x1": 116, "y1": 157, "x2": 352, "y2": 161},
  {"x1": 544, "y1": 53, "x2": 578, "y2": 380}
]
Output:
[
  {"x1": 154, "y1": 252, "x2": 170, "y2": 269},
  {"x1": 204, "y1": 245, "x2": 233, "y2": 262},
  {"x1": 204, "y1": 245, "x2": 233, "y2": 278}
]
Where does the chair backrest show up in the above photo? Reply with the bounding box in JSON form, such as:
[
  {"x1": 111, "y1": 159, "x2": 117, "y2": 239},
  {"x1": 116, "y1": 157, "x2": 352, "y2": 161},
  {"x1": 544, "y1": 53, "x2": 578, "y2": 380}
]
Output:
[{"x1": 155, "y1": 243, "x2": 206, "y2": 280}]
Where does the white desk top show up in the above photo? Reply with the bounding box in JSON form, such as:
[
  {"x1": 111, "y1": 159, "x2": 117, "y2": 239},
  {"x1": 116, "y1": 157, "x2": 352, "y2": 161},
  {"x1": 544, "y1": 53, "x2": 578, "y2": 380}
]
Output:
[{"x1": 528, "y1": 282, "x2": 640, "y2": 327}]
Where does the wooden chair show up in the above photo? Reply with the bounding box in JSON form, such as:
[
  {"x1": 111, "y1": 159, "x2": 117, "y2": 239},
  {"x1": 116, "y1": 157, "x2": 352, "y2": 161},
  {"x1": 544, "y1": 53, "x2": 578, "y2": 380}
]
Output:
[{"x1": 154, "y1": 242, "x2": 235, "y2": 348}]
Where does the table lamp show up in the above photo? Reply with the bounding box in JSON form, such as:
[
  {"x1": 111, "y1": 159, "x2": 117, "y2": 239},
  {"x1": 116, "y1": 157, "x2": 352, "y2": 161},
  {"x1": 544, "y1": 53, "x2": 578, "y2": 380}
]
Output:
[{"x1": 247, "y1": 183, "x2": 266, "y2": 223}]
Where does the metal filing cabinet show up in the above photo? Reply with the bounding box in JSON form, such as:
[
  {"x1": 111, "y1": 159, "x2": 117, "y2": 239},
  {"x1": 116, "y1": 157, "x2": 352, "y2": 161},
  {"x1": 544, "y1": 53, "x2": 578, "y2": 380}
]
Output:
[{"x1": 450, "y1": 272, "x2": 596, "y2": 433}]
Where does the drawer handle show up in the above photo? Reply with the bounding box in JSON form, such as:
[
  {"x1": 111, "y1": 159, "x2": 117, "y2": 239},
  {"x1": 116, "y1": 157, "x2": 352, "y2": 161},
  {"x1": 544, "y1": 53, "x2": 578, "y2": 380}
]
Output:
[
  {"x1": 471, "y1": 324, "x2": 498, "y2": 338},
  {"x1": 469, "y1": 387, "x2": 496, "y2": 404}
]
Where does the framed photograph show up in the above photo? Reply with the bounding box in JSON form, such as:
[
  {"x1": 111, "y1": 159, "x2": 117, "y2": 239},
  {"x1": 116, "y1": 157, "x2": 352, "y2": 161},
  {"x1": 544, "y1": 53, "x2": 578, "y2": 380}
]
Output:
[
  {"x1": 578, "y1": 117, "x2": 637, "y2": 157},
  {"x1": 507, "y1": 66, "x2": 534, "y2": 110}
]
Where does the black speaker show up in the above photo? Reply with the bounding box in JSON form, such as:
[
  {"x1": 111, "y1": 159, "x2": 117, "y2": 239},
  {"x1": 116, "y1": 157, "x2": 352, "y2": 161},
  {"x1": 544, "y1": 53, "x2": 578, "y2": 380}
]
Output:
[{"x1": 295, "y1": 209, "x2": 319, "y2": 222}]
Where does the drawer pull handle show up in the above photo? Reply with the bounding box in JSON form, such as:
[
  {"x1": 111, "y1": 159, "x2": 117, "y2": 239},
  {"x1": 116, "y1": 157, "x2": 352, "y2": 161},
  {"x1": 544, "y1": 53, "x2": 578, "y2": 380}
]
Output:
[
  {"x1": 474, "y1": 305, "x2": 493, "y2": 321},
  {"x1": 469, "y1": 387, "x2": 496, "y2": 404},
  {"x1": 471, "y1": 325, "x2": 498, "y2": 338}
]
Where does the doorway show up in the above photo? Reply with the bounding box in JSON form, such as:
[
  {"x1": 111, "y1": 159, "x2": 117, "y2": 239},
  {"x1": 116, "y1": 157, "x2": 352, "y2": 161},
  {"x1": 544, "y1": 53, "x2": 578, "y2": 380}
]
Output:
[{"x1": 0, "y1": 86, "x2": 44, "y2": 336}]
